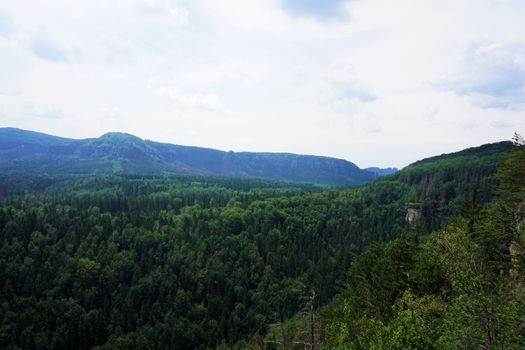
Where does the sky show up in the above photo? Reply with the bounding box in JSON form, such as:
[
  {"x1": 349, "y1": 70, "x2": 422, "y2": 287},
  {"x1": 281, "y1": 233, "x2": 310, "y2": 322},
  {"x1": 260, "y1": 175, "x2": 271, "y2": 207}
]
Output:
[{"x1": 1, "y1": 0, "x2": 525, "y2": 168}]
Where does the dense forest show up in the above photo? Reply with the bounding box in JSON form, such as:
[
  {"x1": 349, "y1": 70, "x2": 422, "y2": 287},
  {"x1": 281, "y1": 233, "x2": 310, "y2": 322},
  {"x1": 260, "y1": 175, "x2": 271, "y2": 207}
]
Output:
[
  {"x1": 321, "y1": 139, "x2": 525, "y2": 349},
  {"x1": 0, "y1": 140, "x2": 522, "y2": 349}
]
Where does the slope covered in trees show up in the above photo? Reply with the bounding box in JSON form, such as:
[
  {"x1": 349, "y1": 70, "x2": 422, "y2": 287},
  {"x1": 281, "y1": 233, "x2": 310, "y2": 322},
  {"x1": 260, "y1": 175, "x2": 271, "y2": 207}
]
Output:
[
  {"x1": 0, "y1": 140, "x2": 520, "y2": 349},
  {"x1": 385, "y1": 141, "x2": 514, "y2": 232},
  {"x1": 321, "y1": 142, "x2": 525, "y2": 349},
  {"x1": 0, "y1": 128, "x2": 375, "y2": 187}
]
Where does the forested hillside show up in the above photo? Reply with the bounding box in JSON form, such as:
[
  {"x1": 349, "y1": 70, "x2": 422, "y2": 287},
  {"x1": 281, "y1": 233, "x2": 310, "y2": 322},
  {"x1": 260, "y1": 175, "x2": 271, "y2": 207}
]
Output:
[
  {"x1": 386, "y1": 141, "x2": 514, "y2": 232},
  {"x1": 0, "y1": 140, "x2": 520, "y2": 349},
  {"x1": 321, "y1": 140, "x2": 525, "y2": 349},
  {"x1": 0, "y1": 128, "x2": 375, "y2": 187}
]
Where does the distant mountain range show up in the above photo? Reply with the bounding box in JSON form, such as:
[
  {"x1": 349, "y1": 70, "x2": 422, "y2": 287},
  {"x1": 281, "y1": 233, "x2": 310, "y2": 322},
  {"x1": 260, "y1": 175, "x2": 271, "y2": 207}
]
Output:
[
  {"x1": 0, "y1": 128, "x2": 394, "y2": 186},
  {"x1": 365, "y1": 167, "x2": 398, "y2": 177}
]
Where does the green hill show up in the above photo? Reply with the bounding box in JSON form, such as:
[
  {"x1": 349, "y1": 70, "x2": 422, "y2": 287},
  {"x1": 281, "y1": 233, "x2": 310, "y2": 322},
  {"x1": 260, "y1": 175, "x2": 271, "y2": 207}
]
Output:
[{"x1": 0, "y1": 128, "x2": 375, "y2": 186}]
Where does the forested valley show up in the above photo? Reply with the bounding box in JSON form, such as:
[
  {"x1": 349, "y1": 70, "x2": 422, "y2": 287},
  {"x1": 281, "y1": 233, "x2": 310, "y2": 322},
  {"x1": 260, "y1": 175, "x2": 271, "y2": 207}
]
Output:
[{"x1": 0, "y1": 140, "x2": 523, "y2": 349}]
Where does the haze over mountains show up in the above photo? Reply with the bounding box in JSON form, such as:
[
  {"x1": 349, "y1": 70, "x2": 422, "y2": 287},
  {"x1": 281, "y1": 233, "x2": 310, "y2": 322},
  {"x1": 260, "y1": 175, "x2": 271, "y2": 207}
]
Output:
[
  {"x1": 364, "y1": 167, "x2": 398, "y2": 177},
  {"x1": 0, "y1": 128, "x2": 388, "y2": 186}
]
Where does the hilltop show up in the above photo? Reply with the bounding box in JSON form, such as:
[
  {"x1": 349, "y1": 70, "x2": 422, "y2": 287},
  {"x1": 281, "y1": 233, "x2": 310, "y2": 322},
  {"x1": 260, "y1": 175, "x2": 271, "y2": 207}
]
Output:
[{"x1": 0, "y1": 128, "x2": 379, "y2": 187}]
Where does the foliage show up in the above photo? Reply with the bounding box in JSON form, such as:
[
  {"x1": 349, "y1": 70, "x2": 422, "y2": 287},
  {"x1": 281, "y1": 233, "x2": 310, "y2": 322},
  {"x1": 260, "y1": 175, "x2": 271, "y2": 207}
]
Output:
[
  {"x1": 0, "y1": 174, "x2": 416, "y2": 349},
  {"x1": 0, "y1": 140, "x2": 517, "y2": 348},
  {"x1": 321, "y1": 144, "x2": 525, "y2": 350}
]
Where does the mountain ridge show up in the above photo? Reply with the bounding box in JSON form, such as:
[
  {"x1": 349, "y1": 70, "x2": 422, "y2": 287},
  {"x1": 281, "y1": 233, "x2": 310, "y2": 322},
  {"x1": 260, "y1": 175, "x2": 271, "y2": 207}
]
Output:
[
  {"x1": 365, "y1": 166, "x2": 398, "y2": 177},
  {"x1": 0, "y1": 128, "x2": 380, "y2": 186}
]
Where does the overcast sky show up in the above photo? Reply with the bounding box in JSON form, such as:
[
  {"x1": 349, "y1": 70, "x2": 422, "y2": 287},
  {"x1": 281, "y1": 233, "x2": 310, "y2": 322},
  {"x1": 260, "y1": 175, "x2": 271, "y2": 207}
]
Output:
[{"x1": 1, "y1": 0, "x2": 524, "y2": 168}]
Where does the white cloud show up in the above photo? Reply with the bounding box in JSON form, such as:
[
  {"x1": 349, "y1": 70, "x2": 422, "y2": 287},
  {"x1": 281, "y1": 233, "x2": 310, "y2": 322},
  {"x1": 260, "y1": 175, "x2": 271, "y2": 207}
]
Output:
[
  {"x1": 100, "y1": 106, "x2": 122, "y2": 119},
  {"x1": 22, "y1": 102, "x2": 64, "y2": 119},
  {"x1": 99, "y1": 0, "x2": 188, "y2": 24},
  {"x1": 323, "y1": 61, "x2": 377, "y2": 106},
  {"x1": 363, "y1": 118, "x2": 382, "y2": 133},
  {"x1": 491, "y1": 121, "x2": 514, "y2": 129},
  {"x1": 30, "y1": 36, "x2": 71, "y2": 62},
  {"x1": 438, "y1": 42, "x2": 525, "y2": 109},
  {"x1": 158, "y1": 86, "x2": 229, "y2": 114},
  {"x1": 0, "y1": 96, "x2": 64, "y2": 122},
  {"x1": 0, "y1": 6, "x2": 12, "y2": 37},
  {"x1": 280, "y1": 0, "x2": 350, "y2": 21}
]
